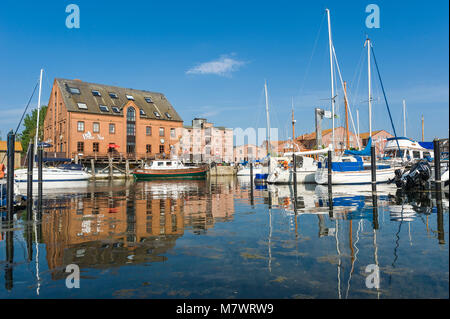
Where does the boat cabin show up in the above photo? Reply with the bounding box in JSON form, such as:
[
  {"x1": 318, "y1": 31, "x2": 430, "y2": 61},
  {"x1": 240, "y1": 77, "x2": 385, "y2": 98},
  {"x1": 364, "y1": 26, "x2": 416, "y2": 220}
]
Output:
[
  {"x1": 383, "y1": 137, "x2": 433, "y2": 162},
  {"x1": 144, "y1": 160, "x2": 187, "y2": 170}
]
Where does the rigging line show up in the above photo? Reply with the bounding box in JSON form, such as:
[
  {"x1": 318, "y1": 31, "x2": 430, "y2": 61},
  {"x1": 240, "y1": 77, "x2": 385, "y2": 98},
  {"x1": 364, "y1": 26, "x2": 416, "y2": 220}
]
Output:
[
  {"x1": 370, "y1": 45, "x2": 403, "y2": 162},
  {"x1": 296, "y1": 11, "x2": 326, "y2": 100},
  {"x1": 14, "y1": 81, "x2": 39, "y2": 135},
  {"x1": 332, "y1": 45, "x2": 361, "y2": 149}
]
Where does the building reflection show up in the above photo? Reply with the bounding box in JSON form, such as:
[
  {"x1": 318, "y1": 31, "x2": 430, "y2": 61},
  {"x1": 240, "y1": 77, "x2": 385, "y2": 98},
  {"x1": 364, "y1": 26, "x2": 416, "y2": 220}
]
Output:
[{"x1": 40, "y1": 179, "x2": 236, "y2": 278}]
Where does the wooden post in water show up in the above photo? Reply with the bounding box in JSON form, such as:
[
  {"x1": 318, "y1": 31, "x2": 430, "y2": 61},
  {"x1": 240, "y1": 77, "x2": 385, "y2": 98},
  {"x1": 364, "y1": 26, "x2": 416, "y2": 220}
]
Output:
[
  {"x1": 371, "y1": 145, "x2": 377, "y2": 192},
  {"x1": 109, "y1": 156, "x2": 113, "y2": 179},
  {"x1": 433, "y1": 138, "x2": 441, "y2": 192},
  {"x1": 293, "y1": 153, "x2": 297, "y2": 206},
  {"x1": 125, "y1": 159, "x2": 130, "y2": 178},
  {"x1": 327, "y1": 150, "x2": 332, "y2": 190},
  {"x1": 372, "y1": 193, "x2": 379, "y2": 230},
  {"x1": 6, "y1": 131, "x2": 15, "y2": 222},
  {"x1": 250, "y1": 161, "x2": 254, "y2": 207},
  {"x1": 90, "y1": 159, "x2": 96, "y2": 179},
  {"x1": 38, "y1": 147, "x2": 43, "y2": 210},
  {"x1": 26, "y1": 143, "x2": 34, "y2": 218}
]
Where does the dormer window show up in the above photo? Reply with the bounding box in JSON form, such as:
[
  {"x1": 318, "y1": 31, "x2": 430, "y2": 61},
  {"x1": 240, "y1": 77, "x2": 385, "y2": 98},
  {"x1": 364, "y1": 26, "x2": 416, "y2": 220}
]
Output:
[
  {"x1": 69, "y1": 87, "x2": 80, "y2": 94},
  {"x1": 112, "y1": 107, "x2": 120, "y2": 113},
  {"x1": 99, "y1": 105, "x2": 109, "y2": 112},
  {"x1": 126, "y1": 94, "x2": 134, "y2": 100},
  {"x1": 109, "y1": 92, "x2": 118, "y2": 99},
  {"x1": 77, "y1": 103, "x2": 88, "y2": 110},
  {"x1": 92, "y1": 90, "x2": 101, "y2": 97},
  {"x1": 140, "y1": 109, "x2": 146, "y2": 116},
  {"x1": 153, "y1": 111, "x2": 161, "y2": 118},
  {"x1": 165, "y1": 112, "x2": 172, "y2": 119},
  {"x1": 145, "y1": 97, "x2": 153, "y2": 103}
]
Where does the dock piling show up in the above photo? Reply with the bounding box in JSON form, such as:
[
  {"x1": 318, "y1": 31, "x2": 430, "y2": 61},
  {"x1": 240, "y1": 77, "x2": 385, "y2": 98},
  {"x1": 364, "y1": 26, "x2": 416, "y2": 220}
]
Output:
[
  {"x1": 6, "y1": 131, "x2": 15, "y2": 222},
  {"x1": 90, "y1": 159, "x2": 96, "y2": 178},
  {"x1": 433, "y1": 138, "x2": 441, "y2": 192},
  {"x1": 37, "y1": 147, "x2": 43, "y2": 210},
  {"x1": 327, "y1": 150, "x2": 332, "y2": 191},
  {"x1": 371, "y1": 145, "x2": 377, "y2": 192}
]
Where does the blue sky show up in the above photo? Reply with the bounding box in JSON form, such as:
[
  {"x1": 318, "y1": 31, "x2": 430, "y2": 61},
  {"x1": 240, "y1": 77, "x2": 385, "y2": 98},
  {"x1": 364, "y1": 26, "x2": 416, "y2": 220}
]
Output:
[{"x1": 0, "y1": 0, "x2": 448, "y2": 142}]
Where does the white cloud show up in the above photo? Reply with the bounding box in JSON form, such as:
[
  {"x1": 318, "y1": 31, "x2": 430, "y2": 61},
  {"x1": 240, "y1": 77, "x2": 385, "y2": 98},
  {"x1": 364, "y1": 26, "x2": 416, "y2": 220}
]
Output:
[{"x1": 186, "y1": 55, "x2": 246, "y2": 77}]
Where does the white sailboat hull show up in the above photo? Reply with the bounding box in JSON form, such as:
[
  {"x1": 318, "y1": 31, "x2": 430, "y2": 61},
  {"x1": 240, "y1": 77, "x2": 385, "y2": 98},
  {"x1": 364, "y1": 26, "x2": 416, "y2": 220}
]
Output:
[
  {"x1": 14, "y1": 168, "x2": 91, "y2": 184},
  {"x1": 315, "y1": 167, "x2": 396, "y2": 185},
  {"x1": 236, "y1": 167, "x2": 262, "y2": 176},
  {"x1": 267, "y1": 167, "x2": 316, "y2": 184}
]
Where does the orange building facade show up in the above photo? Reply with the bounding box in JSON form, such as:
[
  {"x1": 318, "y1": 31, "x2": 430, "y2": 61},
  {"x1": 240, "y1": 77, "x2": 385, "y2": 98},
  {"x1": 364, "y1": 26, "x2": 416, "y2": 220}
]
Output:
[{"x1": 43, "y1": 78, "x2": 184, "y2": 160}]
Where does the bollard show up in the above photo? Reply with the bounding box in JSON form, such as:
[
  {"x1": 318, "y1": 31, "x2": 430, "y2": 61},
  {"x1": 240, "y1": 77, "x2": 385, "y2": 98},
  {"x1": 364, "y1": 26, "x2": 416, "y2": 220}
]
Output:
[
  {"x1": 6, "y1": 131, "x2": 15, "y2": 222},
  {"x1": 371, "y1": 145, "x2": 377, "y2": 192},
  {"x1": 327, "y1": 150, "x2": 332, "y2": 190},
  {"x1": 433, "y1": 139, "x2": 441, "y2": 191}
]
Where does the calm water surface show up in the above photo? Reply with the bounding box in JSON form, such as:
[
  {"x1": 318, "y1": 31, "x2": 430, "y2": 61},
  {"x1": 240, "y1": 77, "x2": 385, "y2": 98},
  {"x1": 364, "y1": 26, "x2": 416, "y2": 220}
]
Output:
[{"x1": 0, "y1": 177, "x2": 448, "y2": 298}]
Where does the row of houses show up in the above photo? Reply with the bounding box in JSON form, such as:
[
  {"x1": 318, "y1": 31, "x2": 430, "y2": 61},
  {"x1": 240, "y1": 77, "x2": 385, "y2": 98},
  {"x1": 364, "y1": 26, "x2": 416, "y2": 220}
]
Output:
[
  {"x1": 3, "y1": 78, "x2": 393, "y2": 166},
  {"x1": 234, "y1": 128, "x2": 393, "y2": 162}
]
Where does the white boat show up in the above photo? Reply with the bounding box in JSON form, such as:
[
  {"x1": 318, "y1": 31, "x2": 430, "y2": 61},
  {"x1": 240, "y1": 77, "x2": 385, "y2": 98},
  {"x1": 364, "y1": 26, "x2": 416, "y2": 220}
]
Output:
[
  {"x1": 315, "y1": 154, "x2": 396, "y2": 185},
  {"x1": 267, "y1": 148, "x2": 330, "y2": 184},
  {"x1": 382, "y1": 137, "x2": 434, "y2": 165},
  {"x1": 14, "y1": 167, "x2": 90, "y2": 184},
  {"x1": 236, "y1": 165, "x2": 262, "y2": 176}
]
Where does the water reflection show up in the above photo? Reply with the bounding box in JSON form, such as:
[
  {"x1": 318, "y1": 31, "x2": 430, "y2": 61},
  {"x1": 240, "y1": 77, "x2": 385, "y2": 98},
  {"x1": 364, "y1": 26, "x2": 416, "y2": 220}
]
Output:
[{"x1": 0, "y1": 177, "x2": 448, "y2": 298}]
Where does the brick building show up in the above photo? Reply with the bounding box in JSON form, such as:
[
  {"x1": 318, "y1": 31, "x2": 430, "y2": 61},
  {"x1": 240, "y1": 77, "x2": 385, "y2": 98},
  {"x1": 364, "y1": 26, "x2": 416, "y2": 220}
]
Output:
[
  {"x1": 180, "y1": 118, "x2": 233, "y2": 163},
  {"x1": 295, "y1": 126, "x2": 362, "y2": 152},
  {"x1": 359, "y1": 130, "x2": 393, "y2": 155},
  {"x1": 0, "y1": 141, "x2": 23, "y2": 168},
  {"x1": 43, "y1": 78, "x2": 184, "y2": 160},
  {"x1": 233, "y1": 144, "x2": 267, "y2": 163}
]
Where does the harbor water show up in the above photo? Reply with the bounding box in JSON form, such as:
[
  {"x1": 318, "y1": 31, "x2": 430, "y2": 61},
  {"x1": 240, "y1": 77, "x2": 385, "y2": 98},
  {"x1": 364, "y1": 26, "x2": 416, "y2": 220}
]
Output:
[{"x1": 0, "y1": 177, "x2": 448, "y2": 298}]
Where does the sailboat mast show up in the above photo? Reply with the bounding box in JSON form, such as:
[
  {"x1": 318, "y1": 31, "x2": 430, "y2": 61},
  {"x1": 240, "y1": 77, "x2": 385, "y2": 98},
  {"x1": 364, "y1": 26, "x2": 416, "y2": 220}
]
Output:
[
  {"x1": 264, "y1": 80, "x2": 271, "y2": 156},
  {"x1": 366, "y1": 38, "x2": 372, "y2": 138},
  {"x1": 402, "y1": 99, "x2": 407, "y2": 137},
  {"x1": 356, "y1": 109, "x2": 360, "y2": 149},
  {"x1": 34, "y1": 68, "x2": 43, "y2": 167},
  {"x1": 344, "y1": 81, "x2": 349, "y2": 149},
  {"x1": 291, "y1": 97, "x2": 296, "y2": 151},
  {"x1": 326, "y1": 9, "x2": 335, "y2": 150}
]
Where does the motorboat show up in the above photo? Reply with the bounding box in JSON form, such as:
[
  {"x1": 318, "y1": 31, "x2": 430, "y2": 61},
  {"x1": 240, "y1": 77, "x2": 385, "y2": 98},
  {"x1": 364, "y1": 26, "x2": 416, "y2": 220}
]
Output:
[{"x1": 133, "y1": 160, "x2": 208, "y2": 180}]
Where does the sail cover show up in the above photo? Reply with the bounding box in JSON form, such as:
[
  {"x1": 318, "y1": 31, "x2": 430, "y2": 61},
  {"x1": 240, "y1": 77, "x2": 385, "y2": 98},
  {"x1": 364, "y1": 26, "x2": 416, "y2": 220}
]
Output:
[
  {"x1": 418, "y1": 141, "x2": 434, "y2": 150},
  {"x1": 344, "y1": 137, "x2": 372, "y2": 156}
]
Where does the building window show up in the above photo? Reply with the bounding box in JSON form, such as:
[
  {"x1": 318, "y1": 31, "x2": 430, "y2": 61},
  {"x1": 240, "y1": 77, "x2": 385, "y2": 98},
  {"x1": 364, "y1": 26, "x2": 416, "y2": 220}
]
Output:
[
  {"x1": 126, "y1": 94, "x2": 134, "y2": 100},
  {"x1": 159, "y1": 145, "x2": 164, "y2": 153},
  {"x1": 109, "y1": 92, "x2": 118, "y2": 99},
  {"x1": 165, "y1": 112, "x2": 172, "y2": 119},
  {"x1": 127, "y1": 123, "x2": 136, "y2": 136},
  {"x1": 154, "y1": 111, "x2": 161, "y2": 118},
  {"x1": 69, "y1": 87, "x2": 80, "y2": 94},
  {"x1": 146, "y1": 126, "x2": 152, "y2": 136},
  {"x1": 170, "y1": 128, "x2": 175, "y2": 138},
  {"x1": 112, "y1": 107, "x2": 120, "y2": 114},
  {"x1": 109, "y1": 123, "x2": 115, "y2": 134},
  {"x1": 92, "y1": 90, "x2": 101, "y2": 97},
  {"x1": 93, "y1": 142, "x2": 99, "y2": 152},
  {"x1": 99, "y1": 105, "x2": 109, "y2": 112},
  {"x1": 159, "y1": 127, "x2": 164, "y2": 137},
  {"x1": 145, "y1": 97, "x2": 152, "y2": 103},
  {"x1": 127, "y1": 107, "x2": 136, "y2": 121},
  {"x1": 77, "y1": 121, "x2": 85, "y2": 132},
  {"x1": 77, "y1": 142, "x2": 84, "y2": 152},
  {"x1": 77, "y1": 103, "x2": 88, "y2": 110},
  {"x1": 146, "y1": 144, "x2": 152, "y2": 153},
  {"x1": 140, "y1": 109, "x2": 146, "y2": 116},
  {"x1": 93, "y1": 122, "x2": 100, "y2": 133}
]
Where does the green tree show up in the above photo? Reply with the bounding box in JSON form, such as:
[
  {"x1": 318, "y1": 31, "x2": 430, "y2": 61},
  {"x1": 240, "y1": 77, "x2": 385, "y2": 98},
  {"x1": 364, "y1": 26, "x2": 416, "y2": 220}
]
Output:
[{"x1": 18, "y1": 106, "x2": 47, "y2": 154}]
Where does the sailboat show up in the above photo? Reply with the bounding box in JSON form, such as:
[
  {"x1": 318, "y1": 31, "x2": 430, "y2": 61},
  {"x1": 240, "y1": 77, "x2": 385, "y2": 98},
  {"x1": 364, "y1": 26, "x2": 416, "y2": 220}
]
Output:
[
  {"x1": 14, "y1": 69, "x2": 90, "y2": 190},
  {"x1": 315, "y1": 32, "x2": 396, "y2": 184}
]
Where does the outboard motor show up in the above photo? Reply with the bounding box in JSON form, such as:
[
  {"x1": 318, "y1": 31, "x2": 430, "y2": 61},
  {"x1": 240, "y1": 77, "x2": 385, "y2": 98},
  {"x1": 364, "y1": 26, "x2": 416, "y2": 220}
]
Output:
[{"x1": 389, "y1": 159, "x2": 431, "y2": 190}]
